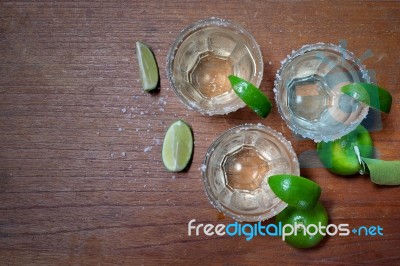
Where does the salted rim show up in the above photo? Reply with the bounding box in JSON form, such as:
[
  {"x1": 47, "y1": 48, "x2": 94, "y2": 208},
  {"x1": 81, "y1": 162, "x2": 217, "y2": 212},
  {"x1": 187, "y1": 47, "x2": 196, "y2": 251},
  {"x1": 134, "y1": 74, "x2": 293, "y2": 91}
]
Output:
[
  {"x1": 273, "y1": 43, "x2": 371, "y2": 142},
  {"x1": 166, "y1": 17, "x2": 264, "y2": 116},
  {"x1": 201, "y1": 123, "x2": 300, "y2": 222}
]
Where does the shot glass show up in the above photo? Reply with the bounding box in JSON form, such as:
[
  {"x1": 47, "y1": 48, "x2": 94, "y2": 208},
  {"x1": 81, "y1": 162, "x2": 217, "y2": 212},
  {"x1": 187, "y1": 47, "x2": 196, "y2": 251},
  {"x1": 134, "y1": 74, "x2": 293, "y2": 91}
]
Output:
[
  {"x1": 167, "y1": 17, "x2": 264, "y2": 115},
  {"x1": 201, "y1": 124, "x2": 300, "y2": 222},
  {"x1": 274, "y1": 43, "x2": 370, "y2": 142}
]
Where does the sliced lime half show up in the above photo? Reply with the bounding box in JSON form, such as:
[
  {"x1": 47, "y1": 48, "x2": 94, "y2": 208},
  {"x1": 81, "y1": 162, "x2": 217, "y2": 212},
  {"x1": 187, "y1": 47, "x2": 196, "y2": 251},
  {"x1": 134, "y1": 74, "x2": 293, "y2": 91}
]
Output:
[
  {"x1": 136, "y1": 41, "x2": 159, "y2": 91},
  {"x1": 228, "y1": 75, "x2": 272, "y2": 118},
  {"x1": 341, "y1": 83, "x2": 392, "y2": 113},
  {"x1": 162, "y1": 120, "x2": 193, "y2": 172}
]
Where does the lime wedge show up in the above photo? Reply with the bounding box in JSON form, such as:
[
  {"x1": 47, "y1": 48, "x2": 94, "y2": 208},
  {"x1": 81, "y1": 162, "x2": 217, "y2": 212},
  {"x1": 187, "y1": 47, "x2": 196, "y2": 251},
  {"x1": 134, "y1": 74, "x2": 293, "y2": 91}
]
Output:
[
  {"x1": 268, "y1": 174, "x2": 321, "y2": 210},
  {"x1": 136, "y1": 41, "x2": 159, "y2": 91},
  {"x1": 162, "y1": 120, "x2": 193, "y2": 172},
  {"x1": 228, "y1": 75, "x2": 272, "y2": 118},
  {"x1": 341, "y1": 83, "x2": 392, "y2": 113}
]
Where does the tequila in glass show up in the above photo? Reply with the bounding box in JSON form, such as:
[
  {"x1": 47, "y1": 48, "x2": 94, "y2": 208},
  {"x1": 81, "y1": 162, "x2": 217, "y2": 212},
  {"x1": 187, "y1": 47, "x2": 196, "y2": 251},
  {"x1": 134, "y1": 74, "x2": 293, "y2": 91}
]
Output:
[
  {"x1": 274, "y1": 43, "x2": 370, "y2": 142},
  {"x1": 167, "y1": 18, "x2": 264, "y2": 115},
  {"x1": 202, "y1": 124, "x2": 300, "y2": 222}
]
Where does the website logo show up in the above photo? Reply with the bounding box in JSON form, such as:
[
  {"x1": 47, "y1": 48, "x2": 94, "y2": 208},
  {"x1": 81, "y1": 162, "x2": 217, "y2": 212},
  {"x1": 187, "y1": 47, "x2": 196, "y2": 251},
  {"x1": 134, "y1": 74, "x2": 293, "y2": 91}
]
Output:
[{"x1": 188, "y1": 219, "x2": 383, "y2": 241}]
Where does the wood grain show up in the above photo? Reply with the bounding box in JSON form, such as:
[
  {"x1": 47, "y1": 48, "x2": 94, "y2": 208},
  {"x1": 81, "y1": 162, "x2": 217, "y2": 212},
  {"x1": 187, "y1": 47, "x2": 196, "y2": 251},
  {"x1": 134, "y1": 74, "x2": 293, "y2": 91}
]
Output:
[{"x1": 0, "y1": 1, "x2": 399, "y2": 264}]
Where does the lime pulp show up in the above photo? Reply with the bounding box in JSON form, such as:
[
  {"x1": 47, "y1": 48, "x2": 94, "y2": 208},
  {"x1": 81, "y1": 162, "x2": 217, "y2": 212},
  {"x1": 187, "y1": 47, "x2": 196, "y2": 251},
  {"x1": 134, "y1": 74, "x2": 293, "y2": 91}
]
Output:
[
  {"x1": 162, "y1": 120, "x2": 193, "y2": 172},
  {"x1": 136, "y1": 41, "x2": 159, "y2": 91}
]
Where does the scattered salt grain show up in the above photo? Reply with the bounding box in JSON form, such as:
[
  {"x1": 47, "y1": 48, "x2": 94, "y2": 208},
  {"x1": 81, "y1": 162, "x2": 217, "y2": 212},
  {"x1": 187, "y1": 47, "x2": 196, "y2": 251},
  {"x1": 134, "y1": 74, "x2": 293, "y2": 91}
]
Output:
[
  {"x1": 158, "y1": 97, "x2": 167, "y2": 106},
  {"x1": 144, "y1": 146, "x2": 152, "y2": 153},
  {"x1": 121, "y1": 152, "x2": 126, "y2": 157},
  {"x1": 121, "y1": 107, "x2": 127, "y2": 114}
]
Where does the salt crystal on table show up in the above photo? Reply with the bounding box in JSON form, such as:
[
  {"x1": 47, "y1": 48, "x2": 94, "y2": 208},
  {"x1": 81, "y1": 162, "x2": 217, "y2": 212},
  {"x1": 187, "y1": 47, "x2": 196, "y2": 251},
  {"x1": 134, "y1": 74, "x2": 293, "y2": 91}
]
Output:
[{"x1": 121, "y1": 107, "x2": 127, "y2": 113}]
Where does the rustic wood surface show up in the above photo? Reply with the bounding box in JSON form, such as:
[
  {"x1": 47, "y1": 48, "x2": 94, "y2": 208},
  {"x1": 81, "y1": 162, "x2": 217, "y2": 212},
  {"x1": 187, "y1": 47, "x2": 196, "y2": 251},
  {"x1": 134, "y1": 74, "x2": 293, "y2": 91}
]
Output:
[{"x1": 1, "y1": 1, "x2": 399, "y2": 264}]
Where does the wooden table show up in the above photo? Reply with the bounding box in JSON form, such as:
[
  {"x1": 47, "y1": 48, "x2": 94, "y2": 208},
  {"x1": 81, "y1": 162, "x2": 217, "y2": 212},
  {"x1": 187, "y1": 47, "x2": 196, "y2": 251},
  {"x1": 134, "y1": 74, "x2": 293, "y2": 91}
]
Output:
[{"x1": 1, "y1": 1, "x2": 399, "y2": 264}]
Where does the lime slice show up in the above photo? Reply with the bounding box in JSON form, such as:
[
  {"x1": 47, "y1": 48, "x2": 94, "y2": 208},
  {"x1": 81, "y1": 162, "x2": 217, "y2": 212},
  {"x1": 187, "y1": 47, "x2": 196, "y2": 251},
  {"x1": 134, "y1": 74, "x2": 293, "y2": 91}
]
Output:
[
  {"x1": 341, "y1": 83, "x2": 392, "y2": 113},
  {"x1": 228, "y1": 75, "x2": 272, "y2": 118},
  {"x1": 162, "y1": 120, "x2": 193, "y2": 172},
  {"x1": 136, "y1": 41, "x2": 159, "y2": 91},
  {"x1": 268, "y1": 174, "x2": 321, "y2": 210}
]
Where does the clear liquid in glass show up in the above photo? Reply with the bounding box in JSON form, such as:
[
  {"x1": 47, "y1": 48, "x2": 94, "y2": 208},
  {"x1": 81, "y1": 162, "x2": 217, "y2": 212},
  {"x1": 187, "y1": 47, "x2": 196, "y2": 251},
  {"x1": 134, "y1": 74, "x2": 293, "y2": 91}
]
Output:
[
  {"x1": 167, "y1": 18, "x2": 263, "y2": 115},
  {"x1": 275, "y1": 44, "x2": 370, "y2": 142},
  {"x1": 202, "y1": 124, "x2": 300, "y2": 222}
]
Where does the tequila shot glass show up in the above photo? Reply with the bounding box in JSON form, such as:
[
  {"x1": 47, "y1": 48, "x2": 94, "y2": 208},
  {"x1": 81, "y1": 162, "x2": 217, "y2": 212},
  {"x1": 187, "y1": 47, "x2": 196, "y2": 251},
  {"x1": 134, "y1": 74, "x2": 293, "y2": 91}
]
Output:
[
  {"x1": 167, "y1": 18, "x2": 264, "y2": 115},
  {"x1": 201, "y1": 124, "x2": 300, "y2": 222},
  {"x1": 274, "y1": 43, "x2": 370, "y2": 142}
]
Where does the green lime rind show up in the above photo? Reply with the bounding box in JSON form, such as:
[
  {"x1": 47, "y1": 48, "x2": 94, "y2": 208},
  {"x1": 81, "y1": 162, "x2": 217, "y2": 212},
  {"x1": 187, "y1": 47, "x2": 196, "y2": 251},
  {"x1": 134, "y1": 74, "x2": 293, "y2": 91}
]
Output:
[
  {"x1": 162, "y1": 120, "x2": 193, "y2": 172},
  {"x1": 228, "y1": 75, "x2": 272, "y2": 118},
  {"x1": 362, "y1": 157, "x2": 400, "y2": 186},
  {"x1": 136, "y1": 41, "x2": 159, "y2": 91},
  {"x1": 341, "y1": 83, "x2": 392, "y2": 113},
  {"x1": 316, "y1": 125, "x2": 373, "y2": 176},
  {"x1": 268, "y1": 174, "x2": 321, "y2": 210},
  {"x1": 275, "y1": 201, "x2": 328, "y2": 249}
]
